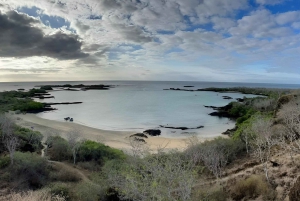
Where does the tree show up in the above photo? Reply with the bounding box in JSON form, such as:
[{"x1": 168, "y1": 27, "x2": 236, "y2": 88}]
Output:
[
  {"x1": 128, "y1": 136, "x2": 150, "y2": 158},
  {"x1": 249, "y1": 116, "x2": 277, "y2": 182},
  {"x1": 277, "y1": 98, "x2": 300, "y2": 163},
  {"x1": 104, "y1": 150, "x2": 196, "y2": 201},
  {"x1": 241, "y1": 126, "x2": 255, "y2": 154},
  {"x1": 185, "y1": 137, "x2": 244, "y2": 182},
  {"x1": 67, "y1": 129, "x2": 83, "y2": 165},
  {"x1": 0, "y1": 115, "x2": 19, "y2": 165}
]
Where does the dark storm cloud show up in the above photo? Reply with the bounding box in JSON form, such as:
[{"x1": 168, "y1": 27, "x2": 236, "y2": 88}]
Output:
[{"x1": 0, "y1": 10, "x2": 88, "y2": 60}]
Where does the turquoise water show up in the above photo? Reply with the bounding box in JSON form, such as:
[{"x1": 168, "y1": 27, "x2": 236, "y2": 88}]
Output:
[{"x1": 1, "y1": 81, "x2": 299, "y2": 138}]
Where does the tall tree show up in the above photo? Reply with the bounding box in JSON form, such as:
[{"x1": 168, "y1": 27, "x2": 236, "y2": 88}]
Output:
[{"x1": 0, "y1": 115, "x2": 19, "y2": 165}]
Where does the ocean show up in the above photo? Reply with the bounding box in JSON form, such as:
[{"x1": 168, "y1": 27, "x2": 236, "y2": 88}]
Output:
[{"x1": 1, "y1": 81, "x2": 300, "y2": 138}]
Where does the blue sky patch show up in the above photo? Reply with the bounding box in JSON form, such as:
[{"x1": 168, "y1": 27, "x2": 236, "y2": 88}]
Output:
[{"x1": 18, "y1": 6, "x2": 71, "y2": 30}]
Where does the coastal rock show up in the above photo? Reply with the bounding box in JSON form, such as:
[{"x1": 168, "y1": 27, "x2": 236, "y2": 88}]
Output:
[
  {"x1": 183, "y1": 86, "x2": 194, "y2": 87},
  {"x1": 130, "y1": 133, "x2": 148, "y2": 138},
  {"x1": 222, "y1": 127, "x2": 237, "y2": 135},
  {"x1": 209, "y1": 111, "x2": 232, "y2": 118},
  {"x1": 143, "y1": 129, "x2": 161, "y2": 136},
  {"x1": 37, "y1": 84, "x2": 112, "y2": 91},
  {"x1": 222, "y1": 96, "x2": 233, "y2": 100},
  {"x1": 236, "y1": 98, "x2": 244, "y2": 102},
  {"x1": 206, "y1": 103, "x2": 238, "y2": 119},
  {"x1": 204, "y1": 105, "x2": 220, "y2": 110},
  {"x1": 160, "y1": 125, "x2": 204, "y2": 130},
  {"x1": 35, "y1": 96, "x2": 55, "y2": 99},
  {"x1": 45, "y1": 102, "x2": 83, "y2": 106}
]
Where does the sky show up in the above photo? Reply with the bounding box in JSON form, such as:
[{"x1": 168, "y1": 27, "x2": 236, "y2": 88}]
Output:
[{"x1": 0, "y1": 0, "x2": 299, "y2": 83}]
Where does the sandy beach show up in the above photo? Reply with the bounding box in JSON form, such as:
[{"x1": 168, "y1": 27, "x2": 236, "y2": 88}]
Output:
[{"x1": 11, "y1": 113, "x2": 216, "y2": 153}]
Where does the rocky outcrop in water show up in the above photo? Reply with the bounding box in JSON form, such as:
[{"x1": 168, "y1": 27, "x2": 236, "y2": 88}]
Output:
[
  {"x1": 222, "y1": 96, "x2": 233, "y2": 100},
  {"x1": 143, "y1": 129, "x2": 161, "y2": 136},
  {"x1": 159, "y1": 125, "x2": 204, "y2": 130}
]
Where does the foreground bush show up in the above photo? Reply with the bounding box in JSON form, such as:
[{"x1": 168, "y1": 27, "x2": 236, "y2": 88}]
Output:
[
  {"x1": 49, "y1": 163, "x2": 81, "y2": 183},
  {"x1": 50, "y1": 183, "x2": 71, "y2": 201},
  {"x1": 187, "y1": 137, "x2": 245, "y2": 164},
  {"x1": 15, "y1": 127, "x2": 43, "y2": 153},
  {"x1": 0, "y1": 155, "x2": 10, "y2": 169},
  {"x1": 12, "y1": 152, "x2": 49, "y2": 189},
  {"x1": 103, "y1": 151, "x2": 196, "y2": 201},
  {"x1": 231, "y1": 175, "x2": 276, "y2": 200},
  {"x1": 0, "y1": 189, "x2": 66, "y2": 201},
  {"x1": 46, "y1": 136, "x2": 71, "y2": 161},
  {"x1": 74, "y1": 181, "x2": 104, "y2": 201},
  {"x1": 194, "y1": 187, "x2": 227, "y2": 201},
  {"x1": 289, "y1": 176, "x2": 300, "y2": 201}
]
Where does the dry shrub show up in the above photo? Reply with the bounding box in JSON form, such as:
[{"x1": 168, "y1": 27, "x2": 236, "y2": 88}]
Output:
[
  {"x1": 0, "y1": 189, "x2": 65, "y2": 201},
  {"x1": 194, "y1": 186, "x2": 227, "y2": 201},
  {"x1": 50, "y1": 167, "x2": 81, "y2": 182},
  {"x1": 289, "y1": 176, "x2": 300, "y2": 201},
  {"x1": 231, "y1": 175, "x2": 276, "y2": 200}
]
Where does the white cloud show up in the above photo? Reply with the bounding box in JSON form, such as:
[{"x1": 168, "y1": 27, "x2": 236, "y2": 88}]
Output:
[
  {"x1": 276, "y1": 11, "x2": 300, "y2": 25},
  {"x1": 229, "y1": 10, "x2": 293, "y2": 38},
  {"x1": 255, "y1": 0, "x2": 285, "y2": 5},
  {"x1": 0, "y1": 0, "x2": 299, "y2": 83},
  {"x1": 292, "y1": 22, "x2": 300, "y2": 29}
]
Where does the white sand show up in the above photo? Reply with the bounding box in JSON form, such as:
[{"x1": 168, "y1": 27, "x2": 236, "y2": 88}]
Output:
[{"x1": 12, "y1": 113, "x2": 217, "y2": 152}]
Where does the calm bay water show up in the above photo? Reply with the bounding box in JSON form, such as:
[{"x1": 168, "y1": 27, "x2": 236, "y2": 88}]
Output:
[{"x1": 1, "y1": 81, "x2": 300, "y2": 138}]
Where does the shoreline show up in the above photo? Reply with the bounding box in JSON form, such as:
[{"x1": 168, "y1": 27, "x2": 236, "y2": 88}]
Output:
[{"x1": 12, "y1": 113, "x2": 218, "y2": 153}]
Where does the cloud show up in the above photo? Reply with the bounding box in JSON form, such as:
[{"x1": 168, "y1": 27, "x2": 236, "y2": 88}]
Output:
[
  {"x1": 0, "y1": 67, "x2": 62, "y2": 73},
  {"x1": 0, "y1": 10, "x2": 88, "y2": 60},
  {"x1": 275, "y1": 11, "x2": 300, "y2": 25},
  {"x1": 229, "y1": 10, "x2": 293, "y2": 38},
  {"x1": 0, "y1": 0, "x2": 299, "y2": 82},
  {"x1": 110, "y1": 23, "x2": 153, "y2": 43},
  {"x1": 255, "y1": 0, "x2": 285, "y2": 5}
]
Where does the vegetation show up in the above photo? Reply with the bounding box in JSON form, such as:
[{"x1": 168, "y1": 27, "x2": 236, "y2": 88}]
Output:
[
  {"x1": 232, "y1": 175, "x2": 275, "y2": 200},
  {"x1": 1, "y1": 87, "x2": 300, "y2": 200},
  {"x1": 199, "y1": 86, "x2": 291, "y2": 96},
  {"x1": 0, "y1": 90, "x2": 47, "y2": 113}
]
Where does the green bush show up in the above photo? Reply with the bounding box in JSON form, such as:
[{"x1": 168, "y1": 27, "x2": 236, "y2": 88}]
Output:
[
  {"x1": 74, "y1": 181, "x2": 104, "y2": 201},
  {"x1": 77, "y1": 140, "x2": 126, "y2": 165},
  {"x1": 15, "y1": 127, "x2": 43, "y2": 153},
  {"x1": 0, "y1": 155, "x2": 10, "y2": 169},
  {"x1": 12, "y1": 152, "x2": 49, "y2": 189},
  {"x1": 50, "y1": 183, "x2": 70, "y2": 201},
  {"x1": 13, "y1": 101, "x2": 44, "y2": 112},
  {"x1": 228, "y1": 102, "x2": 251, "y2": 117}
]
